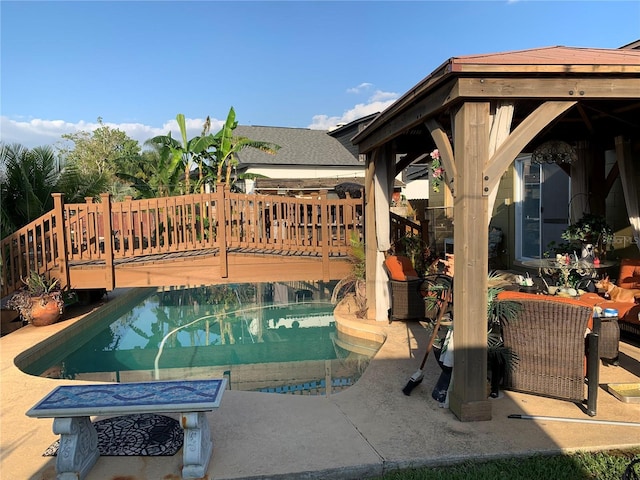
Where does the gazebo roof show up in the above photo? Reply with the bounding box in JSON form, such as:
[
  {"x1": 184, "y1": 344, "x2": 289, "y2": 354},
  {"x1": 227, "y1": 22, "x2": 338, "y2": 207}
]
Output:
[
  {"x1": 353, "y1": 45, "x2": 640, "y2": 154},
  {"x1": 447, "y1": 45, "x2": 640, "y2": 70}
]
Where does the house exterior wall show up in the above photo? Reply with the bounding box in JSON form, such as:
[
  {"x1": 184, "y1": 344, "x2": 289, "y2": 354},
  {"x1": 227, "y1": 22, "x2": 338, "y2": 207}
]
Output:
[
  {"x1": 402, "y1": 178, "x2": 430, "y2": 200},
  {"x1": 245, "y1": 166, "x2": 364, "y2": 179}
]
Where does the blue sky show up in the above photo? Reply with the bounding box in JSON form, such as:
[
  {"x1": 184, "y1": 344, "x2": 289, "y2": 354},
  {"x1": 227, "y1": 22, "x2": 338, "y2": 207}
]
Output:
[{"x1": 2, "y1": 1, "x2": 639, "y2": 149}]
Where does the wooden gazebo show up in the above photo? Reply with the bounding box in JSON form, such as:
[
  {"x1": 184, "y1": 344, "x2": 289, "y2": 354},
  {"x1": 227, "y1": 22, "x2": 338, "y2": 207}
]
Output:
[{"x1": 352, "y1": 45, "x2": 640, "y2": 421}]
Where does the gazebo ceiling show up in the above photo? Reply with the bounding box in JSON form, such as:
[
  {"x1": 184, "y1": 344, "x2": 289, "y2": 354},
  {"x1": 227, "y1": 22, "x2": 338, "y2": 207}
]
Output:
[{"x1": 353, "y1": 45, "x2": 640, "y2": 159}]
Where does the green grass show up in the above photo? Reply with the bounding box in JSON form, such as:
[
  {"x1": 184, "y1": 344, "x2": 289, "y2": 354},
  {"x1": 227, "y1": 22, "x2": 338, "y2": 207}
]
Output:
[{"x1": 375, "y1": 449, "x2": 640, "y2": 480}]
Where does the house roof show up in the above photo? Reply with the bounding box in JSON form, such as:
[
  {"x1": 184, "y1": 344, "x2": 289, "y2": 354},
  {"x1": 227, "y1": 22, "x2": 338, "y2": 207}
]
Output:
[{"x1": 234, "y1": 125, "x2": 362, "y2": 168}]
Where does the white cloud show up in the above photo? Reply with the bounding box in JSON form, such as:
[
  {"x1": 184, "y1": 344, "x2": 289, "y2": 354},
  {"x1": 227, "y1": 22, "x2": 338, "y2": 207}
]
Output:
[
  {"x1": 308, "y1": 90, "x2": 399, "y2": 130},
  {"x1": 1, "y1": 89, "x2": 399, "y2": 148},
  {"x1": 346, "y1": 82, "x2": 373, "y2": 94},
  {"x1": 370, "y1": 90, "x2": 398, "y2": 102},
  {"x1": 0, "y1": 116, "x2": 224, "y2": 150}
]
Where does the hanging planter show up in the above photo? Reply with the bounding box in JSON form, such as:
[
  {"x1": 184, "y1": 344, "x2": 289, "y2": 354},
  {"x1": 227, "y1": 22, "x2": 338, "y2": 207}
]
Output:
[{"x1": 561, "y1": 214, "x2": 614, "y2": 260}]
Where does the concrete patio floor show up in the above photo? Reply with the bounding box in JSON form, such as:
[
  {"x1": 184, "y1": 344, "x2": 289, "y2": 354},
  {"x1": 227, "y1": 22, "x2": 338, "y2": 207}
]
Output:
[{"x1": 1, "y1": 290, "x2": 639, "y2": 480}]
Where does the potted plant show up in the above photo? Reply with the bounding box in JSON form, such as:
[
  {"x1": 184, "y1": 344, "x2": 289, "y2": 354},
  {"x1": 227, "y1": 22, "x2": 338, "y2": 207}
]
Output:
[
  {"x1": 561, "y1": 213, "x2": 614, "y2": 259},
  {"x1": 6, "y1": 271, "x2": 65, "y2": 326},
  {"x1": 395, "y1": 232, "x2": 429, "y2": 276},
  {"x1": 331, "y1": 231, "x2": 366, "y2": 317}
]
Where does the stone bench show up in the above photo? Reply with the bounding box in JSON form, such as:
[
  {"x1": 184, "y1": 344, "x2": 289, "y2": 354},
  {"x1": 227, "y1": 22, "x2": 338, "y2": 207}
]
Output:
[{"x1": 26, "y1": 378, "x2": 226, "y2": 480}]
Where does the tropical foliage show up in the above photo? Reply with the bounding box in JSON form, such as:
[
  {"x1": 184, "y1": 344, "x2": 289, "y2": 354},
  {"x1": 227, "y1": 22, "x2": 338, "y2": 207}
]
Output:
[
  {"x1": 213, "y1": 107, "x2": 280, "y2": 185},
  {"x1": 1, "y1": 108, "x2": 279, "y2": 237},
  {"x1": 128, "y1": 107, "x2": 279, "y2": 198},
  {"x1": 0, "y1": 143, "x2": 108, "y2": 237},
  {"x1": 561, "y1": 213, "x2": 613, "y2": 257},
  {"x1": 59, "y1": 117, "x2": 140, "y2": 199},
  {"x1": 146, "y1": 113, "x2": 218, "y2": 195},
  {"x1": 331, "y1": 231, "x2": 366, "y2": 317}
]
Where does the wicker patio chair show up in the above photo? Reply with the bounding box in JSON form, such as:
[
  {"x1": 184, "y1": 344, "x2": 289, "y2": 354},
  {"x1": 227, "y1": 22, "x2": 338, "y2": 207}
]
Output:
[
  {"x1": 496, "y1": 294, "x2": 599, "y2": 416},
  {"x1": 384, "y1": 255, "x2": 424, "y2": 321},
  {"x1": 383, "y1": 256, "x2": 452, "y2": 321}
]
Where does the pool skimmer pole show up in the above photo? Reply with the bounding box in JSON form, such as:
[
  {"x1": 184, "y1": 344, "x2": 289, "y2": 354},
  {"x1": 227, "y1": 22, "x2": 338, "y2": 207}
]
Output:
[{"x1": 509, "y1": 414, "x2": 640, "y2": 427}]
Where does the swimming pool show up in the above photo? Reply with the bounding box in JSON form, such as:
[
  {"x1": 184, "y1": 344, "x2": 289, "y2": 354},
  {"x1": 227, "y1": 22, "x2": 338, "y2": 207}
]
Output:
[{"x1": 17, "y1": 282, "x2": 382, "y2": 395}]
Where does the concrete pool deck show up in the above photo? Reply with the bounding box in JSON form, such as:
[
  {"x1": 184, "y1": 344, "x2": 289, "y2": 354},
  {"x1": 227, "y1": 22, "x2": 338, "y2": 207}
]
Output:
[{"x1": 1, "y1": 289, "x2": 639, "y2": 479}]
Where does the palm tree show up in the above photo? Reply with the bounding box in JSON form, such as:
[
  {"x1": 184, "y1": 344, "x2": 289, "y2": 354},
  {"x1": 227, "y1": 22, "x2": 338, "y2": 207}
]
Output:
[
  {"x1": 1, "y1": 143, "x2": 62, "y2": 236},
  {"x1": 0, "y1": 142, "x2": 108, "y2": 238}
]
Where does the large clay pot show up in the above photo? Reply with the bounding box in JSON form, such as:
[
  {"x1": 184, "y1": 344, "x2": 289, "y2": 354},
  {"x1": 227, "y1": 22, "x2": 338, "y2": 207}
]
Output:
[{"x1": 29, "y1": 296, "x2": 62, "y2": 326}]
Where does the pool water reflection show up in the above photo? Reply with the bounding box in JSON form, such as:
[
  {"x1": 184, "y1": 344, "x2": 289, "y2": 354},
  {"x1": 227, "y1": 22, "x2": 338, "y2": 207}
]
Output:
[{"x1": 20, "y1": 282, "x2": 382, "y2": 395}]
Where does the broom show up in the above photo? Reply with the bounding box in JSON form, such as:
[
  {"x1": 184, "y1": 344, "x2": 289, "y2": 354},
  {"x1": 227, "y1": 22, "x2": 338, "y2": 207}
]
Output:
[{"x1": 402, "y1": 294, "x2": 450, "y2": 396}]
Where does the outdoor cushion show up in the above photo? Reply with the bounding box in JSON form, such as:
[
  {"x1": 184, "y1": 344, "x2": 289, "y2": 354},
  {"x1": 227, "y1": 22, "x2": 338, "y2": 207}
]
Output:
[
  {"x1": 618, "y1": 258, "x2": 640, "y2": 289},
  {"x1": 384, "y1": 255, "x2": 419, "y2": 281},
  {"x1": 580, "y1": 293, "x2": 640, "y2": 328}
]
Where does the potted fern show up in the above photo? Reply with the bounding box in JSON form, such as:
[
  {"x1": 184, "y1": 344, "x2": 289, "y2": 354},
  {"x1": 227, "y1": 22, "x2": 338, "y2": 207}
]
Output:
[{"x1": 6, "y1": 271, "x2": 65, "y2": 326}]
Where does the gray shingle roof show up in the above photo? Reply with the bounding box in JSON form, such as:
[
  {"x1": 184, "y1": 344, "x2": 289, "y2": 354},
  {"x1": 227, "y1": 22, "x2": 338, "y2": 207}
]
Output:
[{"x1": 234, "y1": 126, "x2": 361, "y2": 167}]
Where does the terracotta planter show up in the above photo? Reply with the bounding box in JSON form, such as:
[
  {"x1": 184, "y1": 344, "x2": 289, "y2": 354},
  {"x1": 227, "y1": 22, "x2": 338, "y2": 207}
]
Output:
[{"x1": 29, "y1": 296, "x2": 62, "y2": 326}]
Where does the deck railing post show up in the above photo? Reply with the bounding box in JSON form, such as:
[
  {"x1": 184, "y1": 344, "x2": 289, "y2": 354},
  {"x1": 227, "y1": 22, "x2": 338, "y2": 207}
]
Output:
[
  {"x1": 319, "y1": 190, "x2": 330, "y2": 281},
  {"x1": 217, "y1": 183, "x2": 228, "y2": 278},
  {"x1": 52, "y1": 193, "x2": 70, "y2": 290},
  {"x1": 101, "y1": 193, "x2": 115, "y2": 290}
]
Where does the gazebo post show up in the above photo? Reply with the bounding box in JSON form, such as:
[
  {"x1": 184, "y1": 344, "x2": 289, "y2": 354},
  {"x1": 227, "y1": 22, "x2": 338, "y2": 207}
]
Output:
[
  {"x1": 364, "y1": 150, "x2": 378, "y2": 321},
  {"x1": 448, "y1": 101, "x2": 492, "y2": 422}
]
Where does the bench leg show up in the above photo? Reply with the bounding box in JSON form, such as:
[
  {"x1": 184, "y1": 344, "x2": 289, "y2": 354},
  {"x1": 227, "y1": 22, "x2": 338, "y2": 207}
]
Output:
[
  {"x1": 181, "y1": 412, "x2": 213, "y2": 479},
  {"x1": 52, "y1": 417, "x2": 99, "y2": 480}
]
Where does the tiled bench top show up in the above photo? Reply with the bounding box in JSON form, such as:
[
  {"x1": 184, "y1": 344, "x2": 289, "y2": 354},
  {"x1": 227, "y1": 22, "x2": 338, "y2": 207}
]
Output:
[{"x1": 27, "y1": 379, "x2": 226, "y2": 417}]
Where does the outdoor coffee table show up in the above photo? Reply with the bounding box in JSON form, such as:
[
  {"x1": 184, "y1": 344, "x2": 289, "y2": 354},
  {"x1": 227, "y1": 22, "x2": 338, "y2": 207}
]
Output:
[{"x1": 26, "y1": 378, "x2": 226, "y2": 480}]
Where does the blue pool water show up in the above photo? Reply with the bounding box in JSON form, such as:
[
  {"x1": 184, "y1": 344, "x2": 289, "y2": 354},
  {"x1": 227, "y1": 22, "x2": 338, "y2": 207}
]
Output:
[{"x1": 20, "y1": 282, "x2": 381, "y2": 394}]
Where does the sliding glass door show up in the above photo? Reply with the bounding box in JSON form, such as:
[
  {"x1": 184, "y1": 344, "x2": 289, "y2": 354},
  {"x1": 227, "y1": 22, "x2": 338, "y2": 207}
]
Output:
[{"x1": 515, "y1": 156, "x2": 570, "y2": 260}]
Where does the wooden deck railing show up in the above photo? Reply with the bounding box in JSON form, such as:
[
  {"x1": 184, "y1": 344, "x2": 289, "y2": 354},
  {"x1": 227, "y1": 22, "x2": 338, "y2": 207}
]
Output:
[
  {"x1": 1, "y1": 186, "x2": 363, "y2": 298},
  {"x1": 390, "y1": 212, "x2": 428, "y2": 247}
]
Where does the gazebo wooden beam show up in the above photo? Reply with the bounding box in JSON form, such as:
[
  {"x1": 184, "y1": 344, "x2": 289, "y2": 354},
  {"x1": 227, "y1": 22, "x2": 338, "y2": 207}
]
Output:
[
  {"x1": 356, "y1": 80, "x2": 458, "y2": 154},
  {"x1": 457, "y1": 78, "x2": 640, "y2": 99},
  {"x1": 482, "y1": 101, "x2": 577, "y2": 194}
]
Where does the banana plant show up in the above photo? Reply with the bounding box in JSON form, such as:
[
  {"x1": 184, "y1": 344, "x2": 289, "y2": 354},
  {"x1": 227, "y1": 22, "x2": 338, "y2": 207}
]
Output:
[
  {"x1": 148, "y1": 114, "x2": 217, "y2": 194},
  {"x1": 213, "y1": 107, "x2": 280, "y2": 185}
]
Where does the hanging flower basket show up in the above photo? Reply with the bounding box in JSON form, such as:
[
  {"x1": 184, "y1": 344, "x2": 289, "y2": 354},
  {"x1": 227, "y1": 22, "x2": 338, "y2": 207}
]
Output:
[{"x1": 430, "y1": 149, "x2": 445, "y2": 193}]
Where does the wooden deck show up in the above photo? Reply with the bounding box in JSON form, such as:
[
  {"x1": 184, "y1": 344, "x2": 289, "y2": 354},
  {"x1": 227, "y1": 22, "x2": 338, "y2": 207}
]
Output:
[{"x1": 1, "y1": 187, "x2": 366, "y2": 296}]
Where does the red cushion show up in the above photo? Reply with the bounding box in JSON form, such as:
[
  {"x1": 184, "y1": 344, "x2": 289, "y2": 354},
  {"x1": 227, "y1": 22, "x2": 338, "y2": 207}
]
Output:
[{"x1": 384, "y1": 255, "x2": 419, "y2": 281}]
